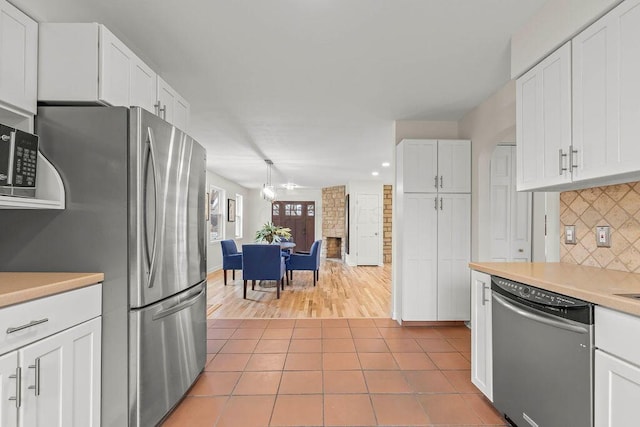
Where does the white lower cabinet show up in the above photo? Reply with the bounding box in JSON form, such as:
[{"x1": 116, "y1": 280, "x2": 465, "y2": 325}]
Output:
[
  {"x1": 0, "y1": 285, "x2": 101, "y2": 427},
  {"x1": 0, "y1": 352, "x2": 18, "y2": 427},
  {"x1": 595, "y1": 350, "x2": 640, "y2": 427},
  {"x1": 470, "y1": 270, "x2": 492, "y2": 400},
  {"x1": 594, "y1": 306, "x2": 640, "y2": 427},
  {"x1": 401, "y1": 193, "x2": 470, "y2": 321}
]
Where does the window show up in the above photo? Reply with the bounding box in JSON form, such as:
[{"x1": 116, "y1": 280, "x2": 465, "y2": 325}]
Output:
[
  {"x1": 235, "y1": 194, "x2": 243, "y2": 238},
  {"x1": 209, "y1": 185, "x2": 225, "y2": 242},
  {"x1": 285, "y1": 203, "x2": 303, "y2": 216}
]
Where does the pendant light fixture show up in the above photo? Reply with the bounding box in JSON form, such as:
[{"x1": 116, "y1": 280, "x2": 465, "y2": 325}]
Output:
[{"x1": 262, "y1": 159, "x2": 276, "y2": 200}]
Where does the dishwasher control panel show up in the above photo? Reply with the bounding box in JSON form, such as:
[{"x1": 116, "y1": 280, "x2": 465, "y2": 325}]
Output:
[{"x1": 492, "y1": 277, "x2": 589, "y2": 308}]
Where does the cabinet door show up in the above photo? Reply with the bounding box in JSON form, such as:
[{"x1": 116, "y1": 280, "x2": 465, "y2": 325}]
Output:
[
  {"x1": 572, "y1": 0, "x2": 640, "y2": 182},
  {"x1": 437, "y1": 194, "x2": 471, "y2": 320},
  {"x1": 20, "y1": 318, "x2": 101, "y2": 427},
  {"x1": 173, "y1": 93, "x2": 190, "y2": 132},
  {"x1": 595, "y1": 349, "x2": 640, "y2": 427},
  {"x1": 402, "y1": 140, "x2": 438, "y2": 193},
  {"x1": 438, "y1": 140, "x2": 471, "y2": 193},
  {"x1": 470, "y1": 270, "x2": 492, "y2": 401},
  {"x1": 0, "y1": 352, "x2": 18, "y2": 427},
  {"x1": 130, "y1": 57, "x2": 157, "y2": 114},
  {"x1": 516, "y1": 42, "x2": 572, "y2": 191},
  {"x1": 20, "y1": 333, "x2": 64, "y2": 427},
  {"x1": 156, "y1": 76, "x2": 175, "y2": 123},
  {"x1": 99, "y1": 25, "x2": 132, "y2": 107},
  {"x1": 0, "y1": 0, "x2": 37, "y2": 114},
  {"x1": 402, "y1": 193, "x2": 438, "y2": 321}
]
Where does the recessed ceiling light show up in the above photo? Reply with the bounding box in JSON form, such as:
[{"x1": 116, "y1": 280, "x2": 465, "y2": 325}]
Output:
[
  {"x1": 371, "y1": 171, "x2": 379, "y2": 176},
  {"x1": 282, "y1": 182, "x2": 297, "y2": 190},
  {"x1": 381, "y1": 162, "x2": 390, "y2": 167}
]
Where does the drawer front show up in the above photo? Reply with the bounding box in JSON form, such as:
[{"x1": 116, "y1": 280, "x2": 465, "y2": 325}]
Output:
[
  {"x1": 595, "y1": 306, "x2": 640, "y2": 366},
  {"x1": 0, "y1": 284, "x2": 101, "y2": 355}
]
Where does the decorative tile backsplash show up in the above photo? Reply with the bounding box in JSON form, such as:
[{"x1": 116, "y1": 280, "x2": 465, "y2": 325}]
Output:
[{"x1": 560, "y1": 182, "x2": 640, "y2": 273}]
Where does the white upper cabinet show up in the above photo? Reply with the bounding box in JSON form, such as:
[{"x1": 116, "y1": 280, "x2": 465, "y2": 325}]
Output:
[
  {"x1": 0, "y1": 0, "x2": 37, "y2": 114},
  {"x1": 573, "y1": 0, "x2": 640, "y2": 183},
  {"x1": 99, "y1": 26, "x2": 133, "y2": 108},
  {"x1": 39, "y1": 23, "x2": 190, "y2": 130},
  {"x1": 517, "y1": 0, "x2": 640, "y2": 191},
  {"x1": 438, "y1": 140, "x2": 471, "y2": 193},
  {"x1": 156, "y1": 76, "x2": 190, "y2": 132},
  {"x1": 516, "y1": 41, "x2": 572, "y2": 191},
  {"x1": 402, "y1": 140, "x2": 438, "y2": 193},
  {"x1": 130, "y1": 57, "x2": 157, "y2": 114},
  {"x1": 400, "y1": 139, "x2": 470, "y2": 193}
]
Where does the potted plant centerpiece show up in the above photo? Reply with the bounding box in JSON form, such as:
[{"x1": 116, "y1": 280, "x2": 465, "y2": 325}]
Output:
[{"x1": 255, "y1": 222, "x2": 292, "y2": 244}]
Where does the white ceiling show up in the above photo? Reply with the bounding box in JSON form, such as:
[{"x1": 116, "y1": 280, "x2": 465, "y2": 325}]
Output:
[{"x1": 13, "y1": 0, "x2": 545, "y2": 190}]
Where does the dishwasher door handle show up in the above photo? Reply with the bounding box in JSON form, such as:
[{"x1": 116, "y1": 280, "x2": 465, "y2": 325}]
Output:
[{"x1": 492, "y1": 292, "x2": 589, "y2": 334}]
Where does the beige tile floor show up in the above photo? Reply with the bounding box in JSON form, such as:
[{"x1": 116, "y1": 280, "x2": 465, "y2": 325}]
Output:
[{"x1": 161, "y1": 318, "x2": 507, "y2": 427}]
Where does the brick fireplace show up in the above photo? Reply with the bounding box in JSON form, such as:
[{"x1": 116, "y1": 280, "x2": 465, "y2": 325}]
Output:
[
  {"x1": 326, "y1": 237, "x2": 342, "y2": 258},
  {"x1": 321, "y1": 185, "x2": 345, "y2": 259}
]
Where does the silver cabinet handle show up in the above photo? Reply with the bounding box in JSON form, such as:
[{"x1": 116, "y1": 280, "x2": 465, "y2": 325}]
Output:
[
  {"x1": 440, "y1": 175, "x2": 443, "y2": 188},
  {"x1": 434, "y1": 197, "x2": 438, "y2": 210},
  {"x1": 160, "y1": 105, "x2": 167, "y2": 120},
  {"x1": 434, "y1": 175, "x2": 438, "y2": 189},
  {"x1": 570, "y1": 145, "x2": 578, "y2": 170},
  {"x1": 28, "y1": 358, "x2": 40, "y2": 396},
  {"x1": 8, "y1": 367, "x2": 21, "y2": 408},
  {"x1": 0, "y1": 134, "x2": 9, "y2": 141},
  {"x1": 6, "y1": 318, "x2": 49, "y2": 334},
  {"x1": 481, "y1": 283, "x2": 489, "y2": 306},
  {"x1": 153, "y1": 101, "x2": 161, "y2": 115},
  {"x1": 440, "y1": 197, "x2": 443, "y2": 210},
  {"x1": 559, "y1": 149, "x2": 567, "y2": 175}
]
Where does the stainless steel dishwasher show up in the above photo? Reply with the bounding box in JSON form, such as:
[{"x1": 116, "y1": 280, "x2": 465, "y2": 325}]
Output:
[{"x1": 491, "y1": 276, "x2": 594, "y2": 427}]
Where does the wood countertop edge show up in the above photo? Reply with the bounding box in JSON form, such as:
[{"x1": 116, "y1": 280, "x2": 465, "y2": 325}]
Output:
[
  {"x1": 470, "y1": 262, "x2": 640, "y2": 317},
  {"x1": 0, "y1": 273, "x2": 104, "y2": 309}
]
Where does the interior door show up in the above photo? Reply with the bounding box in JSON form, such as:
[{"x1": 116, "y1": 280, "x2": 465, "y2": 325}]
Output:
[
  {"x1": 131, "y1": 109, "x2": 206, "y2": 308},
  {"x1": 356, "y1": 193, "x2": 380, "y2": 265},
  {"x1": 271, "y1": 201, "x2": 315, "y2": 252},
  {"x1": 490, "y1": 145, "x2": 532, "y2": 262}
]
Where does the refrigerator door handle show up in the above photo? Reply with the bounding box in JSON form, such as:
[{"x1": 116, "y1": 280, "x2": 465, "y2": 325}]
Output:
[
  {"x1": 152, "y1": 286, "x2": 205, "y2": 320},
  {"x1": 144, "y1": 127, "x2": 160, "y2": 288}
]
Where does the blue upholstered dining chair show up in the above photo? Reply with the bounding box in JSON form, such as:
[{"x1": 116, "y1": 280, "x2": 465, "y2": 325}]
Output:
[
  {"x1": 241, "y1": 244, "x2": 287, "y2": 299},
  {"x1": 220, "y1": 240, "x2": 242, "y2": 286},
  {"x1": 286, "y1": 239, "x2": 322, "y2": 286}
]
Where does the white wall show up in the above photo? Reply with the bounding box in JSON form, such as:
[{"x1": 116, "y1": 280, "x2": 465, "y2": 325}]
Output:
[
  {"x1": 206, "y1": 169, "x2": 251, "y2": 273},
  {"x1": 345, "y1": 181, "x2": 384, "y2": 267},
  {"x1": 459, "y1": 81, "x2": 518, "y2": 262},
  {"x1": 511, "y1": 0, "x2": 622, "y2": 78},
  {"x1": 395, "y1": 120, "x2": 459, "y2": 143}
]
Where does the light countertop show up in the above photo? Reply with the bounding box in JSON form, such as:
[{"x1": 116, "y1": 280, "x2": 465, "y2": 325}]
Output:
[
  {"x1": 470, "y1": 262, "x2": 640, "y2": 317},
  {"x1": 0, "y1": 272, "x2": 104, "y2": 308}
]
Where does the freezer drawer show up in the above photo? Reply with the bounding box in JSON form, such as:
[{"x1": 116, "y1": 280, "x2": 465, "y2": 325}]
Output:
[{"x1": 129, "y1": 281, "x2": 206, "y2": 427}]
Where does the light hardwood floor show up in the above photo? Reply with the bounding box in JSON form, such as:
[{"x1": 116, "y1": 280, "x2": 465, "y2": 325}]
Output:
[{"x1": 206, "y1": 260, "x2": 391, "y2": 319}]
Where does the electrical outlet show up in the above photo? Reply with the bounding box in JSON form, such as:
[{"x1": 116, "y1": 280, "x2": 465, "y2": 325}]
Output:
[
  {"x1": 565, "y1": 225, "x2": 577, "y2": 245},
  {"x1": 596, "y1": 226, "x2": 611, "y2": 248}
]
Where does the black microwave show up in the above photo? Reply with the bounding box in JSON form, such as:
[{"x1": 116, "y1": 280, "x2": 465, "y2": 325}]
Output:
[{"x1": 0, "y1": 124, "x2": 39, "y2": 198}]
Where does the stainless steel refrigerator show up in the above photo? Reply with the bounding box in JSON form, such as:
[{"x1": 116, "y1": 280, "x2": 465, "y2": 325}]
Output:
[{"x1": 0, "y1": 106, "x2": 207, "y2": 426}]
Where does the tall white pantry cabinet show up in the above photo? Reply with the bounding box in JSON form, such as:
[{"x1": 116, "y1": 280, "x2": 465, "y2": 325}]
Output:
[{"x1": 396, "y1": 139, "x2": 471, "y2": 321}]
